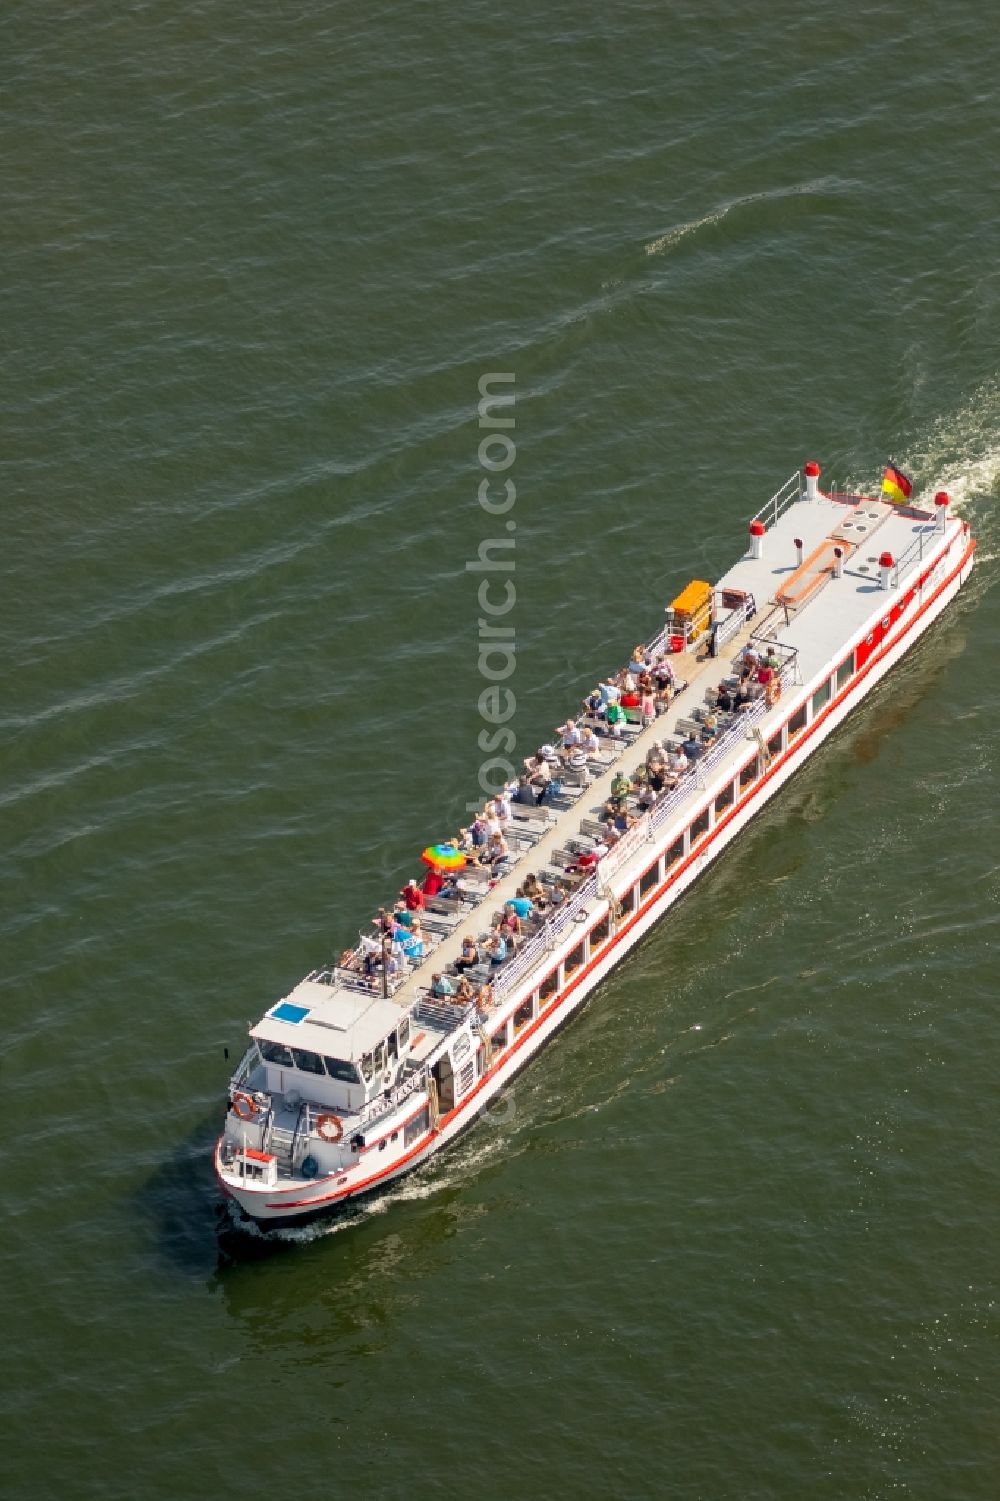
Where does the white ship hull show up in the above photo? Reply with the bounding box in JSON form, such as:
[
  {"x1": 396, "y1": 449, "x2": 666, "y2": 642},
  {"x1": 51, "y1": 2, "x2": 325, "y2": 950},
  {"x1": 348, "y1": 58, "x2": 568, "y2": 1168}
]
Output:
[{"x1": 217, "y1": 510, "x2": 974, "y2": 1228}]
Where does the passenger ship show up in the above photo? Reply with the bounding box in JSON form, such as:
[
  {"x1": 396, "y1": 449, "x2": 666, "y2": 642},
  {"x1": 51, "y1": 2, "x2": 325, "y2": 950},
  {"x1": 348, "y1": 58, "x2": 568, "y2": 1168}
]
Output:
[{"x1": 215, "y1": 463, "x2": 976, "y2": 1229}]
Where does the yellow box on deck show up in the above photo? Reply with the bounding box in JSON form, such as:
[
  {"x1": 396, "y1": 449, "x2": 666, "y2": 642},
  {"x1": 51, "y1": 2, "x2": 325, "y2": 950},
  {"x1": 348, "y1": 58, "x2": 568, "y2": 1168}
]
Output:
[
  {"x1": 669, "y1": 578, "x2": 713, "y2": 644},
  {"x1": 670, "y1": 579, "x2": 712, "y2": 617}
]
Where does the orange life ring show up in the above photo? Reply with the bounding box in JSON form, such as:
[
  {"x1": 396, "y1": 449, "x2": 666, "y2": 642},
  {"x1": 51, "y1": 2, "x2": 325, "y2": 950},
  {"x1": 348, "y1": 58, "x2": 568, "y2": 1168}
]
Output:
[
  {"x1": 766, "y1": 678, "x2": 781, "y2": 706},
  {"x1": 232, "y1": 1092, "x2": 257, "y2": 1120},
  {"x1": 316, "y1": 1113, "x2": 344, "y2": 1143}
]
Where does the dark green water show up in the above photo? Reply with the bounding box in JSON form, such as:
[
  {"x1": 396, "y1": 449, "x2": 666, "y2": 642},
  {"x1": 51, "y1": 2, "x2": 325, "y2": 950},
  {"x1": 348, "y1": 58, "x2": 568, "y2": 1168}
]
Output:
[{"x1": 3, "y1": 3, "x2": 998, "y2": 1497}]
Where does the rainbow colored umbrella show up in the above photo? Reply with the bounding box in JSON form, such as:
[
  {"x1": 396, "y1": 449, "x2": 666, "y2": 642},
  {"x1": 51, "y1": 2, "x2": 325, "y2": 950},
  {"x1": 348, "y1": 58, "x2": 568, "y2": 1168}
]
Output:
[{"x1": 421, "y1": 843, "x2": 466, "y2": 871}]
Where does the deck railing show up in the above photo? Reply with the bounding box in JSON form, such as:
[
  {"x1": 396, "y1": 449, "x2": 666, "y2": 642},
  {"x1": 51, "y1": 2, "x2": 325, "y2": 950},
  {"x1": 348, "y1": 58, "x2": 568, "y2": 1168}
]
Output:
[
  {"x1": 891, "y1": 517, "x2": 940, "y2": 588},
  {"x1": 749, "y1": 472, "x2": 801, "y2": 530}
]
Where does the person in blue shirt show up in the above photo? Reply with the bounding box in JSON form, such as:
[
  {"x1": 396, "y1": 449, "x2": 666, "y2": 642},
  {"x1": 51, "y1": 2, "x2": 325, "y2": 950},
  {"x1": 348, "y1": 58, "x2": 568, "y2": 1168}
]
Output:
[
  {"x1": 681, "y1": 734, "x2": 703, "y2": 761},
  {"x1": 507, "y1": 894, "x2": 533, "y2": 920},
  {"x1": 430, "y1": 972, "x2": 455, "y2": 997}
]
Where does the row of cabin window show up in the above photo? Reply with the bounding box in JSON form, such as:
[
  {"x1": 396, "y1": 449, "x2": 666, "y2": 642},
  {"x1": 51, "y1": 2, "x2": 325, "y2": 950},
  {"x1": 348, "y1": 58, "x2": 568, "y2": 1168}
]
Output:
[
  {"x1": 483, "y1": 652, "x2": 862, "y2": 1065},
  {"x1": 258, "y1": 1016, "x2": 411, "y2": 1086}
]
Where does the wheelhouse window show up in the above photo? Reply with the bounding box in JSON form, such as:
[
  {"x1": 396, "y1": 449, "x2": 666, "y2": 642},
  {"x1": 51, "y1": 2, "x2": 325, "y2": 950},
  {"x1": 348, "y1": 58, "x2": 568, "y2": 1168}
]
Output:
[
  {"x1": 372, "y1": 1042, "x2": 386, "y2": 1074},
  {"x1": 691, "y1": 807, "x2": 710, "y2": 841},
  {"x1": 324, "y1": 1056, "x2": 362, "y2": 1084},
  {"x1": 739, "y1": 756, "x2": 760, "y2": 790},
  {"x1": 398, "y1": 1017, "x2": 410, "y2": 1050},
  {"x1": 360, "y1": 1052, "x2": 374, "y2": 1082},
  {"x1": 811, "y1": 678, "x2": 832, "y2": 716},
  {"x1": 290, "y1": 1048, "x2": 325, "y2": 1075},
  {"x1": 259, "y1": 1040, "x2": 295, "y2": 1068},
  {"x1": 836, "y1": 654, "x2": 853, "y2": 692},
  {"x1": 788, "y1": 705, "x2": 807, "y2": 739}
]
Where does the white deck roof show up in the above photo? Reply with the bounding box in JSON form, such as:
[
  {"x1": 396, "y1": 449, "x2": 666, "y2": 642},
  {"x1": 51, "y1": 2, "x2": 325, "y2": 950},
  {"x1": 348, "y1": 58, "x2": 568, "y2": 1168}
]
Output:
[
  {"x1": 251, "y1": 979, "x2": 408, "y2": 1061},
  {"x1": 718, "y1": 493, "x2": 956, "y2": 688}
]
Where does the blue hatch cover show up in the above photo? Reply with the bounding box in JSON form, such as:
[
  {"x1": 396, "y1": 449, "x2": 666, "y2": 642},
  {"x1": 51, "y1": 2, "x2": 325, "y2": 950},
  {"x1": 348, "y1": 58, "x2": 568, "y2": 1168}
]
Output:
[{"x1": 271, "y1": 1001, "x2": 310, "y2": 1024}]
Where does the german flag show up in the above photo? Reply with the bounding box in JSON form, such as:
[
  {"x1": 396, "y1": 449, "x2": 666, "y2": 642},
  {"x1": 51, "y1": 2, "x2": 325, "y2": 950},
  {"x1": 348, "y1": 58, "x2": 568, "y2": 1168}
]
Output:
[{"x1": 881, "y1": 463, "x2": 913, "y2": 504}]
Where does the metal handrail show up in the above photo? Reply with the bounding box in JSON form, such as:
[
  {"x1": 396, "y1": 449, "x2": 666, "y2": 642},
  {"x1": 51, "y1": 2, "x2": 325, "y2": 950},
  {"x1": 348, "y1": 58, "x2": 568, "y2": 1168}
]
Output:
[
  {"x1": 892, "y1": 518, "x2": 941, "y2": 587},
  {"x1": 749, "y1": 472, "x2": 800, "y2": 529}
]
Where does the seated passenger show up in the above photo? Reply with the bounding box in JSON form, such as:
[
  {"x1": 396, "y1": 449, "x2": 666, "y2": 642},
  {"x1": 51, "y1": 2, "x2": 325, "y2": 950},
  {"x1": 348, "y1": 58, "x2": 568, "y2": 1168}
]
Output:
[
  {"x1": 430, "y1": 972, "x2": 455, "y2": 997},
  {"x1": 500, "y1": 909, "x2": 522, "y2": 950},
  {"x1": 558, "y1": 718, "x2": 582, "y2": 748},
  {"x1": 575, "y1": 839, "x2": 608, "y2": 869},
  {"x1": 454, "y1": 936, "x2": 480, "y2": 972},
  {"x1": 522, "y1": 873, "x2": 548, "y2": 910},
  {"x1": 638, "y1": 782, "x2": 657, "y2": 811},
  {"x1": 476, "y1": 981, "x2": 495, "y2": 1014},
  {"x1": 455, "y1": 976, "x2": 475, "y2": 1003},
  {"x1": 486, "y1": 832, "x2": 510, "y2": 868},
  {"x1": 578, "y1": 725, "x2": 601, "y2": 757},
  {"x1": 484, "y1": 933, "x2": 508, "y2": 966},
  {"x1": 548, "y1": 880, "x2": 567, "y2": 906},
  {"x1": 681, "y1": 734, "x2": 703, "y2": 761},
  {"x1": 582, "y1": 688, "x2": 605, "y2": 720},
  {"x1": 507, "y1": 893, "x2": 534, "y2": 920},
  {"x1": 716, "y1": 684, "x2": 735, "y2": 712},
  {"x1": 525, "y1": 754, "x2": 552, "y2": 805},
  {"x1": 609, "y1": 771, "x2": 632, "y2": 806},
  {"x1": 702, "y1": 710, "x2": 719, "y2": 739},
  {"x1": 668, "y1": 747, "x2": 688, "y2": 776}
]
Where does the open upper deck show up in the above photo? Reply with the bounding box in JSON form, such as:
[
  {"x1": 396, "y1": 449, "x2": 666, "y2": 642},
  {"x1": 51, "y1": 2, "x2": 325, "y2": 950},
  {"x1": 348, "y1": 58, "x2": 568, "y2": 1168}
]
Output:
[{"x1": 246, "y1": 466, "x2": 963, "y2": 1087}]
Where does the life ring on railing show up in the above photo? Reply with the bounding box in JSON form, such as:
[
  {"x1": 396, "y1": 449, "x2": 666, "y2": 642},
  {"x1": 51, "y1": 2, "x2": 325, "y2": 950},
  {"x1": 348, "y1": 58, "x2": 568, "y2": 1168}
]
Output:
[
  {"x1": 231, "y1": 1092, "x2": 257, "y2": 1120},
  {"x1": 316, "y1": 1113, "x2": 344, "y2": 1143},
  {"x1": 766, "y1": 677, "x2": 781, "y2": 706}
]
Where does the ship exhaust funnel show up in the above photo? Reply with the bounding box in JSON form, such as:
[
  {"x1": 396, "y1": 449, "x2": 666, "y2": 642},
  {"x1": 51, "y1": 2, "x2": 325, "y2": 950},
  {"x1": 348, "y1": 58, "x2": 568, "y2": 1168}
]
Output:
[
  {"x1": 935, "y1": 491, "x2": 950, "y2": 531},
  {"x1": 879, "y1": 550, "x2": 894, "y2": 590},
  {"x1": 833, "y1": 546, "x2": 844, "y2": 579},
  {"x1": 794, "y1": 537, "x2": 804, "y2": 567},
  {"x1": 804, "y1": 460, "x2": 821, "y2": 503},
  {"x1": 749, "y1": 519, "x2": 765, "y2": 560}
]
